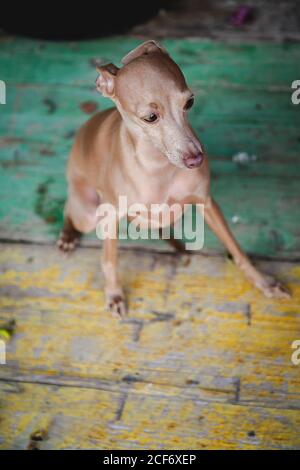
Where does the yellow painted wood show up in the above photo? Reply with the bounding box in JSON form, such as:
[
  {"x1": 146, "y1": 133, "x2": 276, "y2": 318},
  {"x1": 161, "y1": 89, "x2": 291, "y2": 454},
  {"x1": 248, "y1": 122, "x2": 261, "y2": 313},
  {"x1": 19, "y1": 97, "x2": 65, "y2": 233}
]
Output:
[
  {"x1": 1, "y1": 381, "x2": 300, "y2": 450},
  {"x1": 0, "y1": 243, "x2": 300, "y2": 449}
]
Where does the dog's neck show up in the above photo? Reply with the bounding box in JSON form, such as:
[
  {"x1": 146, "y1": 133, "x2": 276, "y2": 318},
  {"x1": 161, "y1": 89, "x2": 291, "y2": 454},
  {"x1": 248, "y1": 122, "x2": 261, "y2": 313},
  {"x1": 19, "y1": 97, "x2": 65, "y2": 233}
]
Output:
[{"x1": 119, "y1": 116, "x2": 178, "y2": 176}]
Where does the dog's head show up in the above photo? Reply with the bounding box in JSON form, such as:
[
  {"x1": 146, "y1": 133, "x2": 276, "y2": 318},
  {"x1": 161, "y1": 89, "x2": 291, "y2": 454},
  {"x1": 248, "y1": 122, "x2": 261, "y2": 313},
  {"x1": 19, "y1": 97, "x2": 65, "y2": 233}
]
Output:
[{"x1": 96, "y1": 40, "x2": 204, "y2": 169}]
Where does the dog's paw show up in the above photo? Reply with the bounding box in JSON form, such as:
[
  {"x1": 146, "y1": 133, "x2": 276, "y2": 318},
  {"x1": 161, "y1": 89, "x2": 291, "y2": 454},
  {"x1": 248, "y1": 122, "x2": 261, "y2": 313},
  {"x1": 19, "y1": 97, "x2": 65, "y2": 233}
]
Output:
[
  {"x1": 258, "y1": 276, "x2": 291, "y2": 299},
  {"x1": 56, "y1": 230, "x2": 80, "y2": 254},
  {"x1": 106, "y1": 291, "x2": 127, "y2": 318}
]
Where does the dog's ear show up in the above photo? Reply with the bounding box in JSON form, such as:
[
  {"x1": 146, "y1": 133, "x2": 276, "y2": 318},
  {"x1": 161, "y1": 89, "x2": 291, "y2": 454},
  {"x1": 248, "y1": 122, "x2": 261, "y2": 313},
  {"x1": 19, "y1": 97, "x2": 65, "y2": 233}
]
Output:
[
  {"x1": 121, "y1": 40, "x2": 168, "y2": 65},
  {"x1": 95, "y1": 63, "x2": 119, "y2": 98}
]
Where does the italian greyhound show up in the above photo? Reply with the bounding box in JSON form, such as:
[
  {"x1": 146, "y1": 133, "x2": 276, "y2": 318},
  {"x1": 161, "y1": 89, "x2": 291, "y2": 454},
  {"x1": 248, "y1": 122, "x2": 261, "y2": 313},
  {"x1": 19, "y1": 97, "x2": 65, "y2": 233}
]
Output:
[{"x1": 57, "y1": 40, "x2": 290, "y2": 316}]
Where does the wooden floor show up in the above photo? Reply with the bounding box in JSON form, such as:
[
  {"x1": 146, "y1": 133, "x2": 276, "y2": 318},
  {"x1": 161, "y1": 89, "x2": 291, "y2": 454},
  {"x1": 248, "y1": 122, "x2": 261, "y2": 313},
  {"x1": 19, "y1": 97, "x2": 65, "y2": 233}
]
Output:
[
  {"x1": 0, "y1": 36, "x2": 300, "y2": 449},
  {"x1": 0, "y1": 243, "x2": 299, "y2": 449},
  {"x1": 1, "y1": 37, "x2": 300, "y2": 256}
]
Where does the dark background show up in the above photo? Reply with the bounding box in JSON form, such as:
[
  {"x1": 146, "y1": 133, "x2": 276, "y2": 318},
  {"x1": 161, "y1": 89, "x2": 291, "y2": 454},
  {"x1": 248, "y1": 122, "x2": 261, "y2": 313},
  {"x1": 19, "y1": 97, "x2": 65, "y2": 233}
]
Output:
[
  {"x1": 0, "y1": 1, "x2": 169, "y2": 39},
  {"x1": 1, "y1": 0, "x2": 300, "y2": 41}
]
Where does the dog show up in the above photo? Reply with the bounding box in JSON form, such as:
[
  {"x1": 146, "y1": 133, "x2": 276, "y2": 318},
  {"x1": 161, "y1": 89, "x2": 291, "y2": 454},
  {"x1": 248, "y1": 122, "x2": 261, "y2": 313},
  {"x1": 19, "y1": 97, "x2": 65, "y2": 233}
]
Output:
[{"x1": 57, "y1": 40, "x2": 290, "y2": 317}]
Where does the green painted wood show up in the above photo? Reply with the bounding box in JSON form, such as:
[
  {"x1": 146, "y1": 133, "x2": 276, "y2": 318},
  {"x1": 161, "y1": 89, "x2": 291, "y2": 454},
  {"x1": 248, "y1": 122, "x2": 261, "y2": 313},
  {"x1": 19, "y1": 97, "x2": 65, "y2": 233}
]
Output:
[
  {"x1": 0, "y1": 37, "x2": 299, "y2": 256},
  {"x1": 1, "y1": 86, "x2": 299, "y2": 159}
]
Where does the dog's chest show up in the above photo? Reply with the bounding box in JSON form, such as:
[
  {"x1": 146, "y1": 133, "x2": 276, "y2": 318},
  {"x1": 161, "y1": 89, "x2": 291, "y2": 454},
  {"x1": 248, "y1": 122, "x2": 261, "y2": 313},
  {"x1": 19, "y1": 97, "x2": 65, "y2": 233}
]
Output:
[
  {"x1": 126, "y1": 170, "x2": 206, "y2": 207},
  {"x1": 120, "y1": 173, "x2": 206, "y2": 229}
]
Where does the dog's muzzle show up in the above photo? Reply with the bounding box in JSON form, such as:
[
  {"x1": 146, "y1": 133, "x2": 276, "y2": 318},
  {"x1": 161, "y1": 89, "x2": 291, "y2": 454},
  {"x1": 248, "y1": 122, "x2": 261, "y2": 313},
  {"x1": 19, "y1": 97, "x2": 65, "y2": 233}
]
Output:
[{"x1": 182, "y1": 151, "x2": 204, "y2": 169}]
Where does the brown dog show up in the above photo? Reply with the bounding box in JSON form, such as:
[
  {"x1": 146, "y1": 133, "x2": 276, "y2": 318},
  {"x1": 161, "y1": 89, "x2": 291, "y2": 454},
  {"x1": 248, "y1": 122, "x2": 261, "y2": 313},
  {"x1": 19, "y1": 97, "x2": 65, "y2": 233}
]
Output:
[{"x1": 57, "y1": 40, "x2": 290, "y2": 316}]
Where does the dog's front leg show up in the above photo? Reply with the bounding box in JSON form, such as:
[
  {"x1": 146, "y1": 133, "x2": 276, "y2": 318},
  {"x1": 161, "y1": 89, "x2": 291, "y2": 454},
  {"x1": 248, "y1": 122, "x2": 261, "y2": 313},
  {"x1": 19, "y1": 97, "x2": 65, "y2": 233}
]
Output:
[
  {"x1": 202, "y1": 196, "x2": 290, "y2": 299},
  {"x1": 101, "y1": 235, "x2": 126, "y2": 317}
]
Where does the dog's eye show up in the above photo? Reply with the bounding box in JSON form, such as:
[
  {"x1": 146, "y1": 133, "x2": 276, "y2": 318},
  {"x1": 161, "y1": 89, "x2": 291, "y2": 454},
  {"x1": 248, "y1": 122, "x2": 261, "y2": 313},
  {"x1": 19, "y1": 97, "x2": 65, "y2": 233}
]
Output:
[
  {"x1": 143, "y1": 113, "x2": 158, "y2": 123},
  {"x1": 184, "y1": 97, "x2": 194, "y2": 110}
]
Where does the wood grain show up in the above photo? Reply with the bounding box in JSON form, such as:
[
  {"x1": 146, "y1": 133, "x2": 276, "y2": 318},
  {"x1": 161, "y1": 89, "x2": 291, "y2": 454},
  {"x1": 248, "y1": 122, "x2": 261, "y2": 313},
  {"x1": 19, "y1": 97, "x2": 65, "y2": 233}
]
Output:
[
  {"x1": 0, "y1": 243, "x2": 299, "y2": 449},
  {"x1": 0, "y1": 37, "x2": 299, "y2": 256}
]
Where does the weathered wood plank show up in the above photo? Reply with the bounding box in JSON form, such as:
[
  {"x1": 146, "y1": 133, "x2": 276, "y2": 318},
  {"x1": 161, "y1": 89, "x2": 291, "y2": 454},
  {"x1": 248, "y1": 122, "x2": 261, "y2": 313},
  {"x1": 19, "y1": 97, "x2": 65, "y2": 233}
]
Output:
[
  {"x1": 1, "y1": 380, "x2": 300, "y2": 449},
  {"x1": 0, "y1": 244, "x2": 299, "y2": 410},
  {"x1": 0, "y1": 37, "x2": 299, "y2": 255},
  {"x1": 2, "y1": 86, "x2": 299, "y2": 160},
  {"x1": 0, "y1": 162, "x2": 299, "y2": 257},
  {"x1": 1, "y1": 38, "x2": 299, "y2": 88},
  {"x1": 0, "y1": 243, "x2": 299, "y2": 448}
]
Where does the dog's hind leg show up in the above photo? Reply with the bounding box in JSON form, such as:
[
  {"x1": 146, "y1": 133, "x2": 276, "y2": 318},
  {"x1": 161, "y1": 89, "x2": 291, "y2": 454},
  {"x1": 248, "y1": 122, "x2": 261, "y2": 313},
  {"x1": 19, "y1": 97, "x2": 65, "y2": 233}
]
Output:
[
  {"x1": 57, "y1": 215, "x2": 82, "y2": 253},
  {"x1": 57, "y1": 177, "x2": 100, "y2": 253}
]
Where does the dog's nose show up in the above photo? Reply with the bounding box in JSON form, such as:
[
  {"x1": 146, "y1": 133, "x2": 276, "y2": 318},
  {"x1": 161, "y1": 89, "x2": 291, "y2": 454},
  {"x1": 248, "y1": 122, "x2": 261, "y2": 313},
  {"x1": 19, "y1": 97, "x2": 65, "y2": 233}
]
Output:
[{"x1": 182, "y1": 151, "x2": 204, "y2": 169}]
